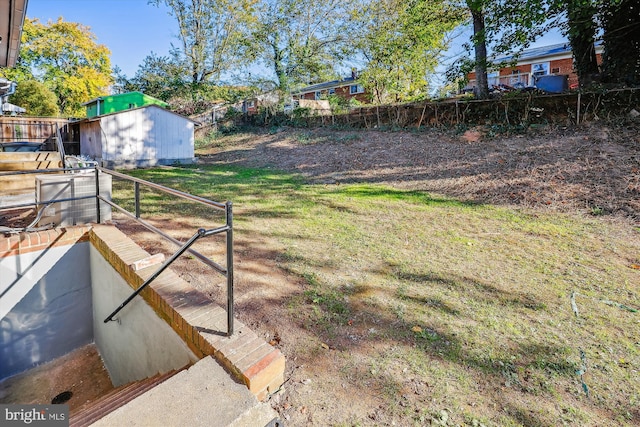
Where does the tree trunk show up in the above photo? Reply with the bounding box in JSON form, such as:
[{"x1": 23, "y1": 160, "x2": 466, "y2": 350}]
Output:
[
  {"x1": 566, "y1": 0, "x2": 599, "y2": 87},
  {"x1": 469, "y1": 4, "x2": 489, "y2": 99},
  {"x1": 272, "y1": 36, "x2": 289, "y2": 92}
]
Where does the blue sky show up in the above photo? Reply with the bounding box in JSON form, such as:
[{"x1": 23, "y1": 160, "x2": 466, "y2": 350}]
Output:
[{"x1": 27, "y1": 0, "x2": 178, "y2": 77}]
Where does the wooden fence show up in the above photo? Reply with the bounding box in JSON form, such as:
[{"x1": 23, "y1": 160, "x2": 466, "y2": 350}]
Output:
[
  {"x1": 244, "y1": 87, "x2": 640, "y2": 130},
  {"x1": 0, "y1": 117, "x2": 80, "y2": 154}
]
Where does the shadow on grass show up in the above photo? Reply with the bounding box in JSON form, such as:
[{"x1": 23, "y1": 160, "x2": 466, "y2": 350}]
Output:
[{"x1": 112, "y1": 162, "x2": 636, "y2": 425}]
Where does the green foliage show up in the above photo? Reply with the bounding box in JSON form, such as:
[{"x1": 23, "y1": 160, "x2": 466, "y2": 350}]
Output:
[
  {"x1": 17, "y1": 17, "x2": 113, "y2": 117},
  {"x1": 353, "y1": 0, "x2": 464, "y2": 104},
  {"x1": 150, "y1": 0, "x2": 257, "y2": 84},
  {"x1": 290, "y1": 106, "x2": 312, "y2": 126},
  {"x1": 121, "y1": 51, "x2": 186, "y2": 100},
  {"x1": 599, "y1": 0, "x2": 640, "y2": 85},
  {"x1": 455, "y1": 0, "x2": 555, "y2": 99},
  {"x1": 10, "y1": 80, "x2": 59, "y2": 116},
  {"x1": 118, "y1": 50, "x2": 259, "y2": 115},
  {"x1": 252, "y1": 0, "x2": 347, "y2": 91},
  {"x1": 564, "y1": 0, "x2": 599, "y2": 87},
  {"x1": 326, "y1": 94, "x2": 362, "y2": 114},
  {"x1": 456, "y1": 0, "x2": 640, "y2": 94},
  {"x1": 167, "y1": 84, "x2": 256, "y2": 115}
]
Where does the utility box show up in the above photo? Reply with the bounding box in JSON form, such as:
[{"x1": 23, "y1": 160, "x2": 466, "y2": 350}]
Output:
[
  {"x1": 35, "y1": 172, "x2": 112, "y2": 227},
  {"x1": 534, "y1": 75, "x2": 569, "y2": 93}
]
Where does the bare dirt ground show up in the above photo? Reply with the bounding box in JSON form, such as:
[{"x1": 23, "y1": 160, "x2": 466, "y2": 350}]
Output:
[{"x1": 198, "y1": 122, "x2": 640, "y2": 223}]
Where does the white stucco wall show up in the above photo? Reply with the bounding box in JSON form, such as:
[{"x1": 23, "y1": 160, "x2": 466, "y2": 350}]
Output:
[{"x1": 90, "y1": 245, "x2": 197, "y2": 386}]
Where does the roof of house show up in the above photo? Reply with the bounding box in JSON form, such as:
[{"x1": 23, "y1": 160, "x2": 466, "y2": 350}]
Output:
[
  {"x1": 0, "y1": 0, "x2": 28, "y2": 67},
  {"x1": 294, "y1": 76, "x2": 358, "y2": 94},
  {"x1": 493, "y1": 40, "x2": 603, "y2": 64}
]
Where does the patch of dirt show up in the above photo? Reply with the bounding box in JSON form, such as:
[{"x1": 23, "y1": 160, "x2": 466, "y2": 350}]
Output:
[
  {"x1": 199, "y1": 122, "x2": 640, "y2": 222},
  {"x1": 0, "y1": 344, "x2": 113, "y2": 411}
]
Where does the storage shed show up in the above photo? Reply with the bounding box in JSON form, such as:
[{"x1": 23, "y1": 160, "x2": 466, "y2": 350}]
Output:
[
  {"x1": 79, "y1": 105, "x2": 196, "y2": 168},
  {"x1": 83, "y1": 91, "x2": 169, "y2": 118}
]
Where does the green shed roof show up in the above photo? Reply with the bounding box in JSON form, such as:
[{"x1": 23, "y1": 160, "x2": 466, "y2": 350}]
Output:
[{"x1": 83, "y1": 91, "x2": 169, "y2": 118}]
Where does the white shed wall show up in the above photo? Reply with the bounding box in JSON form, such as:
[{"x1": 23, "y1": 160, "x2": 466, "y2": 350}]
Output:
[{"x1": 79, "y1": 106, "x2": 195, "y2": 168}]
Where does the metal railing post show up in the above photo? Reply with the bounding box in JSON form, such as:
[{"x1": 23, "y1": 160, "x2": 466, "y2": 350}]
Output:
[
  {"x1": 226, "y1": 201, "x2": 234, "y2": 336},
  {"x1": 94, "y1": 167, "x2": 101, "y2": 223},
  {"x1": 134, "y1": 181, "x2": 141, "y2": 218}
]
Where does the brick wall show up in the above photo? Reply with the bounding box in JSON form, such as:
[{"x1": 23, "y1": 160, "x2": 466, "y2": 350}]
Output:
[
  {"x1": 499, "y1": 64, "x2": 532, "y2": 76},
  {"x1": 0, "y1": 226, "x2": 90, "y2": 257}
]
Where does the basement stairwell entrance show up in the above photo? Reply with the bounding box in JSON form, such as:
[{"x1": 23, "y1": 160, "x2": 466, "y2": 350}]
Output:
[{"x1": 0, "y1": 166, "x2": 284, "y2": 425}]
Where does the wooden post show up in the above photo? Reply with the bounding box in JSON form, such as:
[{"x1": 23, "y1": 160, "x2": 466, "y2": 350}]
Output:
[{"x1": 576, "y1": 92, "x2": 581, "y2": 125}]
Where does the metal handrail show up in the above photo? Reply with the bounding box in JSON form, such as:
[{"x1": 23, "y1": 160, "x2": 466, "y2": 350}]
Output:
[
  {"x1": 96, "y1": 166, "x2": 235, "y2": 336},
  {"x1": 103, "y1": 167, "x2": 227, "y2": 210},
  {"x1": 97, "y1": 195, "x2": 228, "y2": 274},
  {"x1": 0, "y1": 165, "x2": 235, "y2": 336},
  {"x1": 103, "y1": 225, "x2": 231, "y2": 325}
]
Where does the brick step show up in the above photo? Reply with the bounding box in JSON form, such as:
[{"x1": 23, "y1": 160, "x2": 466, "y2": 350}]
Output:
[{"x1": 69, "y1": 367, "x2": 188, "y2": 427}]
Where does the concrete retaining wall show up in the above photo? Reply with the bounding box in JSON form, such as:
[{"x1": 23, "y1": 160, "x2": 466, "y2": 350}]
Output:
[
  {"x1": 90, "y1": 244, "x2": 197, "y2": 386},
  {"x1": 0, "y1": 226, "x2": 195, "y2": 384},
  {"x1": 0, "y1": 229, "x2": 93, "y2": 379}
]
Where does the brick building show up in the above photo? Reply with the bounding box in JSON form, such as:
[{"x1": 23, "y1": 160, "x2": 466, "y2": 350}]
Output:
[
  {"x1": 292, "y1": 74, "x2": 369, "y2": 104},
  {"x1": 466, "y1": 42, "x2": 603, "y2": 92}
]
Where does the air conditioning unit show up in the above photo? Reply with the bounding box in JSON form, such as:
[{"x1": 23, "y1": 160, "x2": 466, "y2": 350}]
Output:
[{"x1": 35, "y1": 172, "x2": 112, "y2": 227}]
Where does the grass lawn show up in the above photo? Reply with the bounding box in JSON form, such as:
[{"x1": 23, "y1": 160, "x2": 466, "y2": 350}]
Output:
[{"x1": 117, "y1": 163, "x2": 639, "y2": 426}]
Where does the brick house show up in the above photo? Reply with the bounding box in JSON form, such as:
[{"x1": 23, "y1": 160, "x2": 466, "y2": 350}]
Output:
[
  {"x1": 466, "y1": 42, "x2": 603, "y2": 92},
  {"x1": 292, "y1": 73, "x2": 369, "y2": 104}
]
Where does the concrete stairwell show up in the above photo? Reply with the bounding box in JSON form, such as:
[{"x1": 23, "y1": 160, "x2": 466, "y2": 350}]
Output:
[
  {"x1": 70, "y1": 367, "x2": 187, "y2": 427},
  {"x1": 86, "y1": 356, "x2": 280, "y2": 427}
]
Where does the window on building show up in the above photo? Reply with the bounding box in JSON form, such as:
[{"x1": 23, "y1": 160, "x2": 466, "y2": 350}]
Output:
[
  {"x1": 315, "y1": 91, "x2": 322, "y2": 100},
  {"x1": 247, "y1": 100, "x2": 255, "y2": 108},
  {"x1": 328, "y1": 88, "x2": 336, "y2": 95},
  {"x1": 551, "y1": 67, "x2": 560, "y2": 74},
  {"x1": 511, "y1": 69, "x2": 520, "y2": 75},
  {"x1": 128, "y1": 103, "x2": 135, "y2": 109},
  {"x1": 532, "y1": 62, "x2": 550, "y2": 76},
  {"x1": 350, "y1": 84, "x2": 364, "y2": 94}
]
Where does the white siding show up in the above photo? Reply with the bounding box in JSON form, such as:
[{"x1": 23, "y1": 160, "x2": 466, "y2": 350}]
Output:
[{"x1": 79, "y1": 106, "x2": 195, "y2": 167}]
